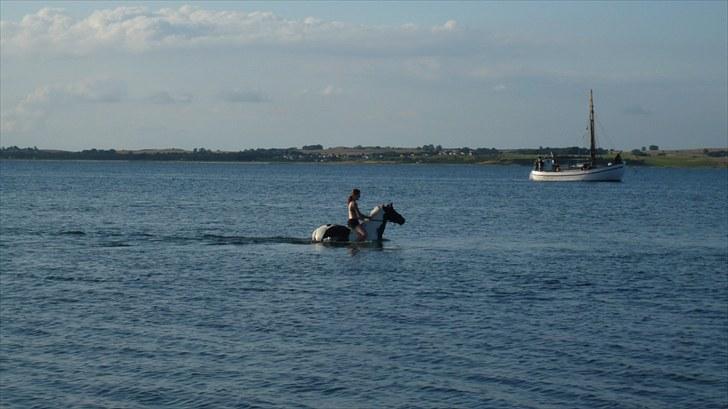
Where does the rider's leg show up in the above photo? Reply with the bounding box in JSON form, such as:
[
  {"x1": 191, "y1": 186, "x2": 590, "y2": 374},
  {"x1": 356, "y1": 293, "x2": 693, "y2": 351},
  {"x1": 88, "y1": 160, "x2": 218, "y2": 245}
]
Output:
[{"x1": 355, "y1": 225, "x2": 367, "y2": 241}]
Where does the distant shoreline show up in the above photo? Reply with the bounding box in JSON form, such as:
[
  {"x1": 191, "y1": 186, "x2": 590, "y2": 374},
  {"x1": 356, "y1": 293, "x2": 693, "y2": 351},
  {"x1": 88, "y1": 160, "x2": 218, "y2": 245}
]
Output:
[{"x1": 1, "y1": 146, "x2": 726, "y2": 168}]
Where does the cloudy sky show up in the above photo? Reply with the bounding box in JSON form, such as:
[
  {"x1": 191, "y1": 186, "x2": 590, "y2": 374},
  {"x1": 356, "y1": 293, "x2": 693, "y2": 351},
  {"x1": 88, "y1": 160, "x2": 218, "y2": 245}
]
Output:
[{"x1": 1, "y1": 1, "x2": 726, "y2": 151}]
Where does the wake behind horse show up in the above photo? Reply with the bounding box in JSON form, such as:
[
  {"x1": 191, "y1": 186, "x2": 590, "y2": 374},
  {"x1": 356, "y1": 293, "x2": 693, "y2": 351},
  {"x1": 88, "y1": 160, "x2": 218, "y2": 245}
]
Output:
[{"x1": 311, "y1": 203, "x2": 405, "y2": 243}]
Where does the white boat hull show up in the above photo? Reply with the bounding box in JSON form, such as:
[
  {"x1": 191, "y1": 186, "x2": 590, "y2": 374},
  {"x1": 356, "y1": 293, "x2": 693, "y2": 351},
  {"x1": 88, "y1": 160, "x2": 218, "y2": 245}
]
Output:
[{"x1": 529, "y1": 163, "x2": 625, "y2": 182}]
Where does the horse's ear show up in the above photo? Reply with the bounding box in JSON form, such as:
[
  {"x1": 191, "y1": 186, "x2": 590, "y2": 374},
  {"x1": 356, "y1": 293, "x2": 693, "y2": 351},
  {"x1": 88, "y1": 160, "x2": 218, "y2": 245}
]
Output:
[{"x1": 388, "y1": 202, "x2": 393, "y2": 207}]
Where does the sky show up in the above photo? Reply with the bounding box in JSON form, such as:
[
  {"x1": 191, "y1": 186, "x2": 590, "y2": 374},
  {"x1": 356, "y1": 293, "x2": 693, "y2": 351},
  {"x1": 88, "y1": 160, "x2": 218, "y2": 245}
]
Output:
[{"x1": 1, "y1": 1, "x2": 726, "y2": 151}]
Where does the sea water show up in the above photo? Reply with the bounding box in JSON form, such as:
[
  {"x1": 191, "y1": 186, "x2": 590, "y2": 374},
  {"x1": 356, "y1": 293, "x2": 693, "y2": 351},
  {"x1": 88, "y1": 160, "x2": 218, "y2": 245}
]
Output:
[{"x1": 1, "y1": 160, "x2": 726, "y2": 408}]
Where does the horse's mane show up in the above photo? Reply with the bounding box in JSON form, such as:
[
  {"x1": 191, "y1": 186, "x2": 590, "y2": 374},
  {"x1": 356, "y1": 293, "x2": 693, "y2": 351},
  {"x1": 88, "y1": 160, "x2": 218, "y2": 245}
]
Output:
[{"x1": 369, "y1": 205, "x2": 382, "y2": 218}]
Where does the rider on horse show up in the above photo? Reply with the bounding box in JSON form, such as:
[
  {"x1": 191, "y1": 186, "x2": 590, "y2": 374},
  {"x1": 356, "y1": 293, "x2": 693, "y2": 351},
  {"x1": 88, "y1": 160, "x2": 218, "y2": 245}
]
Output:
[{"x1": 347, "y1": 188, "x2": 369, "y2": 241}]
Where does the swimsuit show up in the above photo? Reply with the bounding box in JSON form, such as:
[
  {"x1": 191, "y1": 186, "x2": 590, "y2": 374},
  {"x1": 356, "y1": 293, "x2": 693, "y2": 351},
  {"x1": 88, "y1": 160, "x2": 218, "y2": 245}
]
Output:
[{"x1": 347, "y1": 218, "x2": 360, "y2": 228}]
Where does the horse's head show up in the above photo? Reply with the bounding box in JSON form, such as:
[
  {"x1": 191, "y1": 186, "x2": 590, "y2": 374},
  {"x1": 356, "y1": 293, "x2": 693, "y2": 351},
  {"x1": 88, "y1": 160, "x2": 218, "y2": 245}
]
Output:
[{"x1": 382, "y1": 203, "x2": 405, "y2": 225}]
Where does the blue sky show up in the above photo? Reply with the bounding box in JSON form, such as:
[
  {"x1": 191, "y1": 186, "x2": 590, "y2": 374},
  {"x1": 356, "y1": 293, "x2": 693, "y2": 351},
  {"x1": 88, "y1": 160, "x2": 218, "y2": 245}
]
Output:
[{"x1": 1, "y1": 1, "x2": 726, "y2": 150}]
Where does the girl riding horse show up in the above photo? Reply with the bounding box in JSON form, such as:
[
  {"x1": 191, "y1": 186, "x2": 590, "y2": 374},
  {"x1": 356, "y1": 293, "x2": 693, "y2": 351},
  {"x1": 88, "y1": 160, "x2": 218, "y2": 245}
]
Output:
[{"x1": 347, "y1": 188, "x2": 368, "y2": 241}]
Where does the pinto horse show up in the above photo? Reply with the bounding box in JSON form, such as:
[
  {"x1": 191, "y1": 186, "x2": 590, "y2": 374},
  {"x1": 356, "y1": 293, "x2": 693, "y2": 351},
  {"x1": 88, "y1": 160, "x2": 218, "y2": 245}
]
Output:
[{"x1": 311, "y1": 203, "x2": 405, "y2": 243}]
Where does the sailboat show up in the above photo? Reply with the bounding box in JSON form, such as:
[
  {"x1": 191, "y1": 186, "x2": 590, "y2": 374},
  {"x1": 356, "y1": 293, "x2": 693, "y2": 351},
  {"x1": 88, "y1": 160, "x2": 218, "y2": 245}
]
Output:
[{"x1": 529, "y1": 90, "x2": 626, "y2": 182}]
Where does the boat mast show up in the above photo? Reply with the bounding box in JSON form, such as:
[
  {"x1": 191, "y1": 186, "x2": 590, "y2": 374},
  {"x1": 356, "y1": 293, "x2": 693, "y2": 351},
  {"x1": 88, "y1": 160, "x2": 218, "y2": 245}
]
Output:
[{"x1": 589, "y1": 89, "x2": 596, "y2": 167}]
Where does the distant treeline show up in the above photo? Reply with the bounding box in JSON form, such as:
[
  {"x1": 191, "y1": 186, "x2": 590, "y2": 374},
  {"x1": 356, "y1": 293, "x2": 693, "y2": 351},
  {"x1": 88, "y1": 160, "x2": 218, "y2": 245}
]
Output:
[
  {"x1": 0, "y1": 147, "x2": 312, "y2": 162},
  {"x1": 1, "y1": 145, "x2": 725, "y2": 167},
  {"x1": 0, "y1": 145, "x2": 602, "y2": 161}
]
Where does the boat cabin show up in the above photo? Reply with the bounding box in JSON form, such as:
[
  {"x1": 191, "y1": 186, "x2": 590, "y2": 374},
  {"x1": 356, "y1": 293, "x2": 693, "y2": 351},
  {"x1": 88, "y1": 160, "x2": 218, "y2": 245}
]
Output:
[{"x1": 534, "y1": 155, "x2": 561, "y2": 172}]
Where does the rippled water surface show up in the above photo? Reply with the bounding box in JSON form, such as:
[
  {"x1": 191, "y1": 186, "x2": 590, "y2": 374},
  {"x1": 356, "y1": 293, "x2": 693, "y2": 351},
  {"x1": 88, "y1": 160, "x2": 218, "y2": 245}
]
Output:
[{"x1": 1, "y1": 161, "x2": 727, "y2": 408}]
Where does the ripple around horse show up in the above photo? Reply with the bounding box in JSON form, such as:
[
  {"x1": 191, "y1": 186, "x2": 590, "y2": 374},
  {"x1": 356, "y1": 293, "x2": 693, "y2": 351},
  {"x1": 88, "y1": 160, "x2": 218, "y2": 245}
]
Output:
[{"x1": 311, "y1": 203, "x2": 406, "y2": 243}]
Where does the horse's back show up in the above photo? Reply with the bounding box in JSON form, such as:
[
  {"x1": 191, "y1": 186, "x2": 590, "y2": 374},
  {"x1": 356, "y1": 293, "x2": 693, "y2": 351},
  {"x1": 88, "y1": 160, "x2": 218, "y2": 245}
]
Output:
[{"x1": 312, "y1": 224, "x2": 351, "y2": 242}]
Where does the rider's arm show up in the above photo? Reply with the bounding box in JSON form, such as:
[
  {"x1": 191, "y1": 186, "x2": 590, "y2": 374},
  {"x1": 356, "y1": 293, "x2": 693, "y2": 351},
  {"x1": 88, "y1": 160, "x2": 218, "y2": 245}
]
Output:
[{"x1": 352, "y1": 201, "x2": 367, "y2": 220}]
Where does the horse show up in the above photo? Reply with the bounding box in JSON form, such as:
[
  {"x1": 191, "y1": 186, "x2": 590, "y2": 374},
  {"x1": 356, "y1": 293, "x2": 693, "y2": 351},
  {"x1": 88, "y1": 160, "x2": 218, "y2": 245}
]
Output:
[{"x1": 311, "y1": 203, "x2": 405, "y2": 243}]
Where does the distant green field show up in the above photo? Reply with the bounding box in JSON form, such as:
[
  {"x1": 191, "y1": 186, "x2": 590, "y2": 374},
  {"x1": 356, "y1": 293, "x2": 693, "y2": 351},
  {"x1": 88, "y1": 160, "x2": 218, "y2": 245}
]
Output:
[{"x1": 621, "y1": 151, "x2": 727, "y2": 168}]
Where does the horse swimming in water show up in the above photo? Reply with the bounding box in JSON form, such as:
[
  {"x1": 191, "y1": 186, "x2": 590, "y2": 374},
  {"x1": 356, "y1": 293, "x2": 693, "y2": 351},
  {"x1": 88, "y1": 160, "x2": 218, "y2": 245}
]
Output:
[{"x1": 311, "y1": 203, "x2": 405, "y2": 243}]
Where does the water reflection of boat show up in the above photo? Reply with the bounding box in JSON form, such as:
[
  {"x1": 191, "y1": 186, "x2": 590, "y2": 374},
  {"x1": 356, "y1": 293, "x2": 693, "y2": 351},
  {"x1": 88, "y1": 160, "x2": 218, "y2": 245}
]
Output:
[{"x1": 529, "y1": 90, "x2": 626, "y2": 182}]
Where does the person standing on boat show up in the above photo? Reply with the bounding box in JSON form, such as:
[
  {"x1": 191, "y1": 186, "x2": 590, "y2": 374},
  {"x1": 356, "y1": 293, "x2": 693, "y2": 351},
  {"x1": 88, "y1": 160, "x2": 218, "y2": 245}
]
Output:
[{"x1": 348, "y1": 188, "x2": 368, "y2": 241}]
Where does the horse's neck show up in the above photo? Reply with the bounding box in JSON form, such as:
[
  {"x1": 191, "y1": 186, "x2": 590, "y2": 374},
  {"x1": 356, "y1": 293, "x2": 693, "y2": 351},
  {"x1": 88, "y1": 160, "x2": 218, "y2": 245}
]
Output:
[
  {"x1": 362, "y1": 207, "x2": 384, "y2": 229},
  {"x1": 360, "y1": 206, "x2": 386, "y2": 240}
]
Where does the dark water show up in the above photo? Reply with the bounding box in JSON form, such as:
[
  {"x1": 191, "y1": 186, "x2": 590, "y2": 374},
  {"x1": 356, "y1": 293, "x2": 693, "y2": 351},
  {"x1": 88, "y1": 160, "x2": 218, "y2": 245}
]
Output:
[{"x1": 1, "y1": 160, "x2": 726, "y2": 408}]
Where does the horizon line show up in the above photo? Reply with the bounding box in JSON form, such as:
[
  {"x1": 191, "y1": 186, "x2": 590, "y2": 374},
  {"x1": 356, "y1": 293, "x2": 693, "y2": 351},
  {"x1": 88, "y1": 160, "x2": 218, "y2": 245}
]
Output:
[{"x1": 3, "y1": 145, "x2": 725, "y2": 152}]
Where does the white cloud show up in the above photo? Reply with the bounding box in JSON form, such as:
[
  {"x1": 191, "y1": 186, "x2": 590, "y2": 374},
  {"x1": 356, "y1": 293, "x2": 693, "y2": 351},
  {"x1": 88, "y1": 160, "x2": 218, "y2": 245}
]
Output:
[
  {"x1": 68, "y1": 78, "x2": 127, "y2": 102},
  {"x1": 1, "y1": 78, "x2": 127, "y2": 133},
  {"x1": 432, "y1": 20, "x2": 458, "y2": 33},
  {"x1": 321, "y1": 85, "x2": 343, "y2": 96},
  {"x1": 1, "y1": 6, "x2": 467, "y2": 57},
  {"x1": 1, "y1": 6, "x2": 293, "y2": 54},
  {"x1": 401, "y1": 23, "x2": 418, "y2": 32}
]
